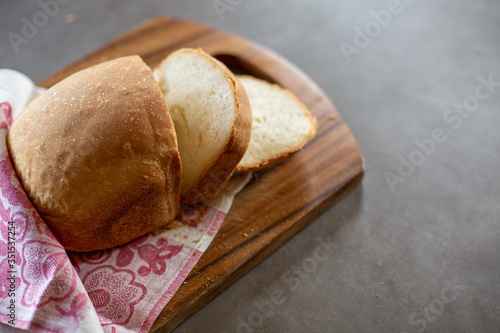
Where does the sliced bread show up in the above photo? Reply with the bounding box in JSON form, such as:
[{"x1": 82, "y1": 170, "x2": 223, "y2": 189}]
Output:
[
  {"x1": 236, "y1": 75, "x2": 317, "y2": 172},
  {"x1": 156, "y1": 48, "x2": 252, "y2": 203}
]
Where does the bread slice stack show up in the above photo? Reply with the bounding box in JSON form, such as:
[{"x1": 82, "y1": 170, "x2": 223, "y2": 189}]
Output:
[
  {"x1": 155, "y1": 49, "x2": 317, "y2": 176},
  {"x1": 7, "y1": 48, "x2": 317, "y2": 251}
]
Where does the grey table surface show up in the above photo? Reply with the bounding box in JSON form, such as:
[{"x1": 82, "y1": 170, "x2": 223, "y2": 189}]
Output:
[{"x1": 1, "y1": 0, "x2": 499, "y2": 332}]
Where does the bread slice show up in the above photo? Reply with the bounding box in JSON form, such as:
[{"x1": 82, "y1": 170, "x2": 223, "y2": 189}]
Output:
[
  {"x1": 7, "y1": 56, "x2": 182, "y2": 251},
  {"x1": 156, "y1": 48, "x2": 252, "y2": 203},
  {"x1": 236, "y1": 75, "x2": 317, "y2": 172}
]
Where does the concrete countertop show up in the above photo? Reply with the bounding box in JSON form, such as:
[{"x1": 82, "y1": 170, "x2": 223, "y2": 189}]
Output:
[{"x1": 1, "y1": 0, "x2": 499, "y2": 332}]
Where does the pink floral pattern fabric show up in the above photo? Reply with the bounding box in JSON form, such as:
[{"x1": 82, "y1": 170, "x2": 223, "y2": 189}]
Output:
[
  {"x1": 0, "y1": 113, "x2": 98, "y2": 332},
  {"x1": 0, "y1": 95, "x2": 250, "y2": 332}
]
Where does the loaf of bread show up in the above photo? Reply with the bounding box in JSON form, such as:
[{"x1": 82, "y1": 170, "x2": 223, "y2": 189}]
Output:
[
  {"x1": 7, "y1": 56, "x2": 182, "y2": 252},
  {"x1": 156, "y1": 48, "x2": 252, "y2": 204},
  {"x1": 236, "y1": 75, "x2": 317, "y2": 172}
]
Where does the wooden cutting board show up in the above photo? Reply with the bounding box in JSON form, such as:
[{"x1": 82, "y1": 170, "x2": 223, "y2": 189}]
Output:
[{"x1": 38, "y1": 17, "x2": 364, "y2": 333}]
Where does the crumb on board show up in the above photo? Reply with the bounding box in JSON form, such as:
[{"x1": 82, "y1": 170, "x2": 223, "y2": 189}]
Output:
[
  {"x1": 152, "y1": 221, "x2": 181, "y2": 235},
  {"x1": 376, "y1": 294, "x2": 380, "y2": 298},
  {"x1": 381, "y1": 281, "x2": 385, "y2": 285},
  {"x1": 243, "y1": 233, "x2": 248, "y2": 238},
  {"x1": 377, "y1": 263, "x2": 381, "y2": 267},
  {"x1": 339, "y1": 215, "x2": 343, "y2": 220},
  {"x1": 306, "y1": 259, "x2": 310, "y2": 263},
  {"x1": 65, "y1": 14, "x2": 77, "y2": 24},
  {"x1": 193, "y1": 239, "x2": 200, "y2": 242}
]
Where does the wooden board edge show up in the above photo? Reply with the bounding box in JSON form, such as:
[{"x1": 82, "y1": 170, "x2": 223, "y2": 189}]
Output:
[
  {"x1": 36, "y1": 17, "x2": 175, "y2": 88},
  {"x1": 151, "y1": 167, "x2": 363, "y2": 332}
]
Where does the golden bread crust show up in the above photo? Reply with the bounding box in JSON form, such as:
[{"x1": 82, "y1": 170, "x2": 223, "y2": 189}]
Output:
[{"x1": 7, "y1": 56, "x2": 182, "y2": 252}]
